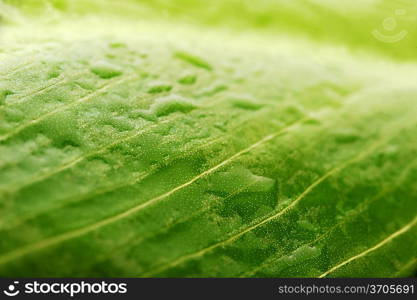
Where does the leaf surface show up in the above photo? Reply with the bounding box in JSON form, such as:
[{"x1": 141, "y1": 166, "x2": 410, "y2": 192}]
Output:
[{"x1": 0, "y1": 0, "x2": 417, "y2": 277}]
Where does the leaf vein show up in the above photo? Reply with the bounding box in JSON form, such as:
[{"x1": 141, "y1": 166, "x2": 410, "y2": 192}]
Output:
[
  {"x1": 0, "y1": 74, "x2": 136, "y2": 142},
  {"x1": 319, "y1": 214, "x2": 417, "y2": 278},
  {"x1": 142, "y1": 133, "x2": 397, "y2": 276},
  {"x1": 0, "y1": 118, "x2": 304, "y2": 266}
]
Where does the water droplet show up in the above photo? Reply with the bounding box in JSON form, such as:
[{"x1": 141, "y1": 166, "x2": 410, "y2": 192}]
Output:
[
  {"x1": 75, "y1": 79, "x2": 95, "y2": 90},
  {"x1": 268, "y1": 246, "x2": 320, "y2": 273},
  {"x1": 174, "y1": 51, "x2": 213, "y2": 71},
  {"x1": 0, "y1": 90, "x2": 13, "y2": 105},
  {"x1": 178, "y1": 74, "x2": 197, "y2": 85},
  {"x1": 109, "y1": 42, "x2": 127, "y2": 48},
  {"x1": 334, "y1": 130, "x2": 360, "y2": 144},
  {"x1": 47, "y1": 65, "x2": 62, "y2": 79},
  {"x1": 147, "y1": 81, "x2": 173, "y2": 94},
  {"x1": 129, "y1": 110, "x2": 157, "y2": 122},
  {"x1": 231, "y1": 96, "x2": 264, "y2": 110},
  {"x1": 195, "y1": 83, "x2": 227, "y2": 98},
  {"x1": 207, "y1": 166, "x2": 275, "y2": 194},
  {"x1": 90, "y1": 61, "x2": 122, "y2": 79},
  {"x1": 150, "y1": 94, "x2": 197, "y2": 117},
  {"x1": 289, "y1": 245, "x2": 320, "y2": 263},
  {"x1": 297, "y1": 219, "x2": 316, "y2": 231},
  {"x1": 303, "y1": 118, "x2": 321, "y2": 126}
]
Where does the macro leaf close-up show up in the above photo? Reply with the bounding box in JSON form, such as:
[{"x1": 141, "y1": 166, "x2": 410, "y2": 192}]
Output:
[{"x1": 0, "y1": 0, "x2": 417, "y2": 278}]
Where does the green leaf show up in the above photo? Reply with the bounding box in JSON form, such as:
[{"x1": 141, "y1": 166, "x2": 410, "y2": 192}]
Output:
[{"x1": 0, "y1": 0, "x2": 416, "y2": 277}]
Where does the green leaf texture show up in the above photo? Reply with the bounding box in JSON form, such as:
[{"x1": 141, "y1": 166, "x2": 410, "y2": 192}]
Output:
[{"x1": 0, "y1": 0, "x2": 417, "y2": 277}]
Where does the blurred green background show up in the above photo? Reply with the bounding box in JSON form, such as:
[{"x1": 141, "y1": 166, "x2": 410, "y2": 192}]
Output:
[{"x1": 3, "y1": 0, "x2": 417, "y2": 61}]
